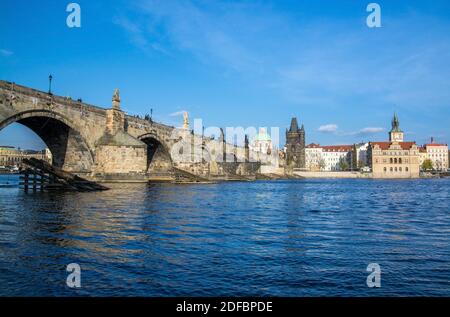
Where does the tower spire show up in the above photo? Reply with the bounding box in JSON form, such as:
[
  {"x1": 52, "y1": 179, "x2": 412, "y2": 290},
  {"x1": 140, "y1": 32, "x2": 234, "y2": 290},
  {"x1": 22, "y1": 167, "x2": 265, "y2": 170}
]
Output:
[
  {"x1": 389, "y1": 112, "x2": 404, "y2": 142},
  {"x1": 391, "y1": 112, "x2": 400, "y2": 132},
  {"x1": 289, "y1": 117, "x2": 299, "y2": 132}
]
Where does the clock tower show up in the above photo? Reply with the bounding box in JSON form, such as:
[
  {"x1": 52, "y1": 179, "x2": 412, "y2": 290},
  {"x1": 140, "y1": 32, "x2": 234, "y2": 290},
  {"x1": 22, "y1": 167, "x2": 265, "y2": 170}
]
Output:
[{"x1": 389, "y1": 113, "x2": 404, "y2": 142}]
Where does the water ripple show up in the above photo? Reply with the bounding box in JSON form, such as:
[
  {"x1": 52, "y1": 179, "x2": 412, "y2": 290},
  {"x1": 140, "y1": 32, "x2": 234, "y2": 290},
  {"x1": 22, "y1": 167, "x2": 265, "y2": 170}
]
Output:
[{"x1": 1, "y1": 176, "x2": 450, "y2": 296}]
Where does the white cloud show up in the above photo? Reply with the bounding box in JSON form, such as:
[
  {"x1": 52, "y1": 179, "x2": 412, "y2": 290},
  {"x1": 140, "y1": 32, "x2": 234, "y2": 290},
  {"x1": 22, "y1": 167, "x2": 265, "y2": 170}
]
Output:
[
  {"x1": 318, "y1": 124, "x2": 338, "y2": 133},
  {"x1": 169, "y1": 110, "x2": 187, "y2": 117},
  {"x1": 117, "y1": 1, "x2": 450, "y2": 116},
  {"x1": 359, "y1": 127, "x2": 384, "y2": 134},
  {"x1": 337, "y1": 127, "x2": 385, "y2": 137},
  {"x1": 0, "y1": 49, "x2": 13, "y2": 57},
  {"x1": 113, "y1": 16, "x2": 169, "y2": 55}
]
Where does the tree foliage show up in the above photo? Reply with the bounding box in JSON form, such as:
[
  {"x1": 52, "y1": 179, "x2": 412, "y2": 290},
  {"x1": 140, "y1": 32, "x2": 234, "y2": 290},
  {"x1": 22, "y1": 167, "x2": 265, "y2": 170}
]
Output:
[{"x1": 421, "y1": 159, "x2": 433, "y2": 171}]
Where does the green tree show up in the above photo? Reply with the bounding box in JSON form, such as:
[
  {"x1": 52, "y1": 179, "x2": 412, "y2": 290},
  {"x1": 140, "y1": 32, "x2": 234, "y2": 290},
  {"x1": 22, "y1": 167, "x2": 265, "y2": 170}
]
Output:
[
  {"x1": 358, "y1": 160, "x2": 366, "y2": 169},
  {"x1": 421, "y1": 159, "x2": 433, "y2": 171},
  {"x1": 338, "y1": 157, "x2": 349, "y2": 171},
  {"x1": 318, "y1": 158, "x2": 326, "y2": 171}
]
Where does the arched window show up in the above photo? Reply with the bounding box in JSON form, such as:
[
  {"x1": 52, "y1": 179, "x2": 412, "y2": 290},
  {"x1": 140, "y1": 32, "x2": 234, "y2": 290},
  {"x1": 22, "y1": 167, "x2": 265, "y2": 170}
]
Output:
[
  {"x1": 384, "y1": 167, "x2": 387, "y2": 172},
  {"x1": 399, "y1": 158, "x2": 402, "y2": 164},
  {"x1": 390, "y1": 158, "x2": 393, "y2": 164},
  {"x1": 406, "y1": 167, "x2": 409, "y2": 172},
  {"x1": 390, "y1": 167, "x2": 393, "y2": 172},
  {"x1": 395, "y1": 167, "x2": 398, "y2": 172},
  {"x1": 394, "y1": 158, "x2": 398, "y2": 164},
  {"x1": 399, "y1": 167, "x2": 402, "y2": 172}
]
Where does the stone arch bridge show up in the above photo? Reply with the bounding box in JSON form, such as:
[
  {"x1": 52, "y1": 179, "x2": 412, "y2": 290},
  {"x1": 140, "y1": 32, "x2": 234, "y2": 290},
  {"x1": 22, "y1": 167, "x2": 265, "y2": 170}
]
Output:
[{"x1": 0, "y1": 80, "x2": 272, "y2": 181}]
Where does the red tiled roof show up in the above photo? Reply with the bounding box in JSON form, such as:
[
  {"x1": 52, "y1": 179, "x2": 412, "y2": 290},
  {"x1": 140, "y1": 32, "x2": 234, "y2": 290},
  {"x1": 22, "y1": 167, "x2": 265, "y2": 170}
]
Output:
[
  {"x1": 370, "y1": 141, "x2": 416, "y2": 150},
  {"x1": 322, "y1": 145, "x2": 353, "y2": 152}
]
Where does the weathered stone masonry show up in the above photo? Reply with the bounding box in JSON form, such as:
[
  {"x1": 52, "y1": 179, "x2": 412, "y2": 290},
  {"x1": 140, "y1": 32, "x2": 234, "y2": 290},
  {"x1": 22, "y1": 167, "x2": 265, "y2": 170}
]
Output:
[{"x1": 0, "y1": 80, "x2": 265, "y2": 181}]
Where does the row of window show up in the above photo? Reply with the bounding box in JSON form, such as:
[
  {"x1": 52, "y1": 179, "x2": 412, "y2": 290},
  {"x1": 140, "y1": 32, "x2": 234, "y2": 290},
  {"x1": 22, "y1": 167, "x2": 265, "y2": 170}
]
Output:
[
  {"x1": 375, "y1": 158, "x2": 409, "y2": 164},
  {"x1": 382, "y1": 151, "x2": 410, "y2": 156},
  {"x1": 0, "y1": 155, "x2": 46, "y2": 163},
  {"x1": 429, "y1": 154, "x2": 447, "y2": 159},
  {"x1": 0, "y1": 157, "x2": 22, "y2": 163},
  {"x1": 386, "y1": 158, "x2": 407, "y2": 164},
  {"x1": 383, "y1": 166, "x2": 409, "y2": 172}
]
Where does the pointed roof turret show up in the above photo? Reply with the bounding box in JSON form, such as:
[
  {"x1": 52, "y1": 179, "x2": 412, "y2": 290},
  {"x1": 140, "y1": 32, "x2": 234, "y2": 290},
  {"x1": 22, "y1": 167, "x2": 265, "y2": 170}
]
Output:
[
  {"x1": 289, "y1": 117, "x2": 299, "y2": 132},
  {"x1": 391, "y1": 113, "x2": 402, "y2": 132}
]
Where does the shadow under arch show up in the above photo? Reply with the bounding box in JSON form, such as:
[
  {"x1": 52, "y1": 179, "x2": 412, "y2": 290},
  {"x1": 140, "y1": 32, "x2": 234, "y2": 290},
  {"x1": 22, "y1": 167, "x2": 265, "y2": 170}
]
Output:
[
  {"x1": 0, "y1": 110, "x2": 95, "y2": 173},
  {"x1": 138, "y1": 132, "x2": 173, "y2": 174}
]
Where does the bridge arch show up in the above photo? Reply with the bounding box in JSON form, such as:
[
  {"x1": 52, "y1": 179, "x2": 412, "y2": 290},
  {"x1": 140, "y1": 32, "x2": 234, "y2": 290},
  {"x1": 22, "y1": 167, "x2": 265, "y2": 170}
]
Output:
[
  {"x1": 138, "y1": 132, "x2": 173, "y2": 174},
  {"x1": 0, "y1": 109, "x2": 95, "y2": 173}
]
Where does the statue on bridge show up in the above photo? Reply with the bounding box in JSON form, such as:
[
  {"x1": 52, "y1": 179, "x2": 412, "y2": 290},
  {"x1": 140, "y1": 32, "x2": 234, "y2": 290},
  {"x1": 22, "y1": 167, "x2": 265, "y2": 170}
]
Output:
[
  {"x1": 183, "y1": 111, "x2": 189, "y2": 129},
  {"x1": 112, "y1": 88, "x2": 121, "y2": 110}
]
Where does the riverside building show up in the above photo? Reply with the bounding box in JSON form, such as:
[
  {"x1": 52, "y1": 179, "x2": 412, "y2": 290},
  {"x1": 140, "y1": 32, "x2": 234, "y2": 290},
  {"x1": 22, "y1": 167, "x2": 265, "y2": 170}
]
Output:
[{"x1": 368, "y1": 114, "x2": 420, "y2": 178}]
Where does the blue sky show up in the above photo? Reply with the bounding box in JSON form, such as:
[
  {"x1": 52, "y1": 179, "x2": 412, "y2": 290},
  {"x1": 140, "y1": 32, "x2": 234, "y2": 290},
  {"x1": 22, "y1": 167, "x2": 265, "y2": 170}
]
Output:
[{"x1": 1, "y1": 0, "x2": 450, "y2": 150}]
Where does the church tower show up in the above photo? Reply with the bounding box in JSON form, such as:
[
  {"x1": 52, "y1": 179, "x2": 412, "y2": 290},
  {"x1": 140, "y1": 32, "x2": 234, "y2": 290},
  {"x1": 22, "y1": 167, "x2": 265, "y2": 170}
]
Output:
[
  {"x1": 285, "y1": 117, "x2": 306, "y2": 169},
  {"x1": 389, "y1": 113, "x2": 404, "y2": 142}
]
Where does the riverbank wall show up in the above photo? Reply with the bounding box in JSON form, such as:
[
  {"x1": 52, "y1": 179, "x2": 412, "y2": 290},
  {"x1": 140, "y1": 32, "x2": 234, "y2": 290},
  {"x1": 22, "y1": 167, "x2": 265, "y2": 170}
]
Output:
[{"x1": 293, "y1": 171, "x2": 372, "y2": 178}]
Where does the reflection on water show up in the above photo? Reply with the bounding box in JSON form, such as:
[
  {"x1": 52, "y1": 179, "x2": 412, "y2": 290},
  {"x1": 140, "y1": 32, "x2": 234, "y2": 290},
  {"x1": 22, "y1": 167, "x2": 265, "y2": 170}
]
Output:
[{"x1": 1, "y1": 175, "x2": 450, "y2": 296}]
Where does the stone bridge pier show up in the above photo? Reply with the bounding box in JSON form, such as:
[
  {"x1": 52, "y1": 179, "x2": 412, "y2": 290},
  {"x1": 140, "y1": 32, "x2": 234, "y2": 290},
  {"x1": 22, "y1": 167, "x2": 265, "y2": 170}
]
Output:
[{"x1": 0, "y1": 80, "x2": 267, "y2": 182}]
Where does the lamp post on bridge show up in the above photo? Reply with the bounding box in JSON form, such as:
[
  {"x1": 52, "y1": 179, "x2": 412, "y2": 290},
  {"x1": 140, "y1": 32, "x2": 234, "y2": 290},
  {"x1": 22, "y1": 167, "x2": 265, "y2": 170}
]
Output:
[{"x1": 48, "y1": 74, "x2": 53, "y2": 95}]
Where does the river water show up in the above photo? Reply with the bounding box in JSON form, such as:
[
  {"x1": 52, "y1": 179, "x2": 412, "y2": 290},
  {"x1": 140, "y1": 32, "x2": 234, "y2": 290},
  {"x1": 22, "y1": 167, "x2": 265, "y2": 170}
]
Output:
[{"x1": 1, "y1": 174, "x2": 449, "y2": 296}]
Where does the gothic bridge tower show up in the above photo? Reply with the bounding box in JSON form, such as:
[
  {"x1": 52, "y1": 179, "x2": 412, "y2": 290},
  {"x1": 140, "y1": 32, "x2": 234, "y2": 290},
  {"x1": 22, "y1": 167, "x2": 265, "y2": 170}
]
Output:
[{"x1": 285, "y1": 117, "x2": 305, "y2": 169}]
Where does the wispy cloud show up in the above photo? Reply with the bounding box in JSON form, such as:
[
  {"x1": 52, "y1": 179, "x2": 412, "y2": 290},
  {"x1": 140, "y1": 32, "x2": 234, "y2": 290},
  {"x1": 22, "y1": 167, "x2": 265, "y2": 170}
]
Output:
[
  {"x1": 359, "y1": 127, "x2": 384, "y2": 134},
  {"x1": 333, "y1": 126, "x2": 385, "y2": 137},
  {"x1": 114, "y1": 1, "x2": 450, "y2": 145},
  {"x1": 318, "y1": 124, "x2": 338, "y2": 133},
  {"x1": 0, "y1": 49, "x2": 13, "y2": 57},
  {"x1": 317, "y1": 125, "x2": 385, "y2": 139},
  {"x1": 169, "y1": 110, "x2": 187, "y2": 117},
  {"x1": 113, "y1": 15, "x2": 169, "y2": 55},
  {"x1": 117, "y1": 1, "x2": 450, "y2": 113}
]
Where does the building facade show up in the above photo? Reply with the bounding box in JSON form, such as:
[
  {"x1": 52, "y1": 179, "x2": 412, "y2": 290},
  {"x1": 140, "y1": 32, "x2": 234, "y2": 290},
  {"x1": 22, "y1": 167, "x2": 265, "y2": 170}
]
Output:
[
  {"x1": 321, "y1": 145, "x2": 353, "y2": 171},
  {"x1": 421, "y1": 139, "x2": 448, "y2": 171},
  {"x1": 368, "y1": 114, "x2": 420, "y2": 178},
  {"x1": 305, "y1": 143, "x2": 353, "y2": 171},
  {"x1": 285, "y1": 117, "x2": 305, "y2": 170},
  {"x1": 305, "y1": 143, "x2": 323, "y2": 171},
  {"x1": 352, "y1": 142, "x2": 369, "y2": 170},
  {"x1": 250, "y1": 128, "x2": 272, "y2": 155},
  {"x1": 0, "y1": 146, "x2": 52, "y2": 168}
]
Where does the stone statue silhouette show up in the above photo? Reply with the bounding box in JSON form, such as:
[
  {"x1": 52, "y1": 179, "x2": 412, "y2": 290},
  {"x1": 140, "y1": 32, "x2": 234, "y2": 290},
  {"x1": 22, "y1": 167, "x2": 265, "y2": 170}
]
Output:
[
  {"x1": 113, "y1": 88, "x2": 120, "y2": 102},
  {"x1": 183, "y1": 111, "x2": 189, "y2": 129}
]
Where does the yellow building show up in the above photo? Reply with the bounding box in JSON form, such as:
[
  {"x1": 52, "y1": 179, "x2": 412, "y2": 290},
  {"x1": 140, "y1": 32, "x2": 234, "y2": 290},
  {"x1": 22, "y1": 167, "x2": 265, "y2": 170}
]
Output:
[
  {"x1": 368, "y1": 114, "x2": 420, "y2": 178},
  {"x1": 0, "y1": 146, "x2": 52, "y2": 168}
]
